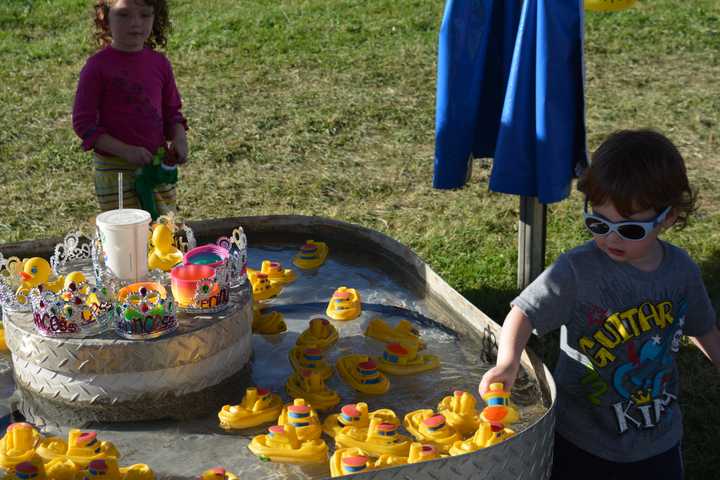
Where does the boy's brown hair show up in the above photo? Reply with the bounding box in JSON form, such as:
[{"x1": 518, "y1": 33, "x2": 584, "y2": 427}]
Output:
[
  {"x1": 577, "y1": 129, "x2": 696, "y2": 229},
  {"x1": 93, "y1": 0, "x2": 170, "y2": 49}
]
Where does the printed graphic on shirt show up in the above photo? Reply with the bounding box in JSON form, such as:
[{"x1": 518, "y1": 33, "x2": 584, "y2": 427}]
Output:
[{"x1": 577, "y1": 300, "x2": 685, "y2": 433}]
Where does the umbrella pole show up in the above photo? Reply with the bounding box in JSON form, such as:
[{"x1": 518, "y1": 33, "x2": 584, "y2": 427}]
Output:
[{"x1": 517, "y1": 196, "x2": 546, "y2": 289}]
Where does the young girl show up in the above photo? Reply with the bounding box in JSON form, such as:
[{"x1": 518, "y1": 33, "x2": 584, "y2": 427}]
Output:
[
  {"x1": 479, "y1": 130, "x2": 720, "y2": 479},
  {"x1": 73, "y1": 0, "x2": 188, "y2": 213}
]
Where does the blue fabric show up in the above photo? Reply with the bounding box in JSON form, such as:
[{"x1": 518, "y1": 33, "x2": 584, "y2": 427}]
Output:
[{"x1": 433, "y1": 0, "x2": 587, "y2": 204}]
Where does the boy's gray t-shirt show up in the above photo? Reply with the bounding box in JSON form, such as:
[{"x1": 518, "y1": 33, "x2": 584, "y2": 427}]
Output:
[{"x1": 513, "y1": 240, "x2": 715, "y2": 462}]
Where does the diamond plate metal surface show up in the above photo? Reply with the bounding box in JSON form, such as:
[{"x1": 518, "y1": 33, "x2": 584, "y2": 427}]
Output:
[{"x1": 4, "y1": 286, "x2": 252, "y2": 374}]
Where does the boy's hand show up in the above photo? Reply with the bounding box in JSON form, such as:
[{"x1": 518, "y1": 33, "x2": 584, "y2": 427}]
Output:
[
  {"x1": 478, "y1": 361, "x2": 520, "y2": 396},
  {"x1": 122, "y1": 145, "x2": 153, "y2": 165}
]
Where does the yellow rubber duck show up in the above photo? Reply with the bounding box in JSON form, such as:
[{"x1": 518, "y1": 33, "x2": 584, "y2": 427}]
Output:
[
  {"x1": 403, "y1": 410, "x2": 462, "y2": 454},
  {"x1": 288, "y1": 346, "x2": 332, "y2": 380},
  {"x1": 326, "y1": 287, "x2": 361, "y2": 321},
  {"x1": 147, "y1": 224, "x2": 183, "y2": 272},
  {"x1": 480, "y1": 383, "x2": 519, "y2": 426},
  {"x1": 448, "y1": 421, "x2": 515, "y2": 456},
  {"x1": 277, "y1": 399, "x2": 322, "y2": 442},
  {"x1": 198, "y1": 467, "x2": 239, "y2": 480},
  {"x1": 365, "y1": 317, "x2": 425, "y2": 350},
  {"x1": 218, "y1": 387, "x2": 283, "y2": 430},
  {"x1": 61, "y1": 272, "x2": 102, "y2": 311},
  {"x1": 334, "y1": 417, "x2": 411, "y2": 457},
  {"x1": 374, "y1": 342, "x2": 439, "y2": 376},
  {"x1": 322, "y1": 403, "x2": 397, "y2": 439},
  {"x1": 336, "y1": 356, "x2": 389, "y2": 395},
  {"x1": 247, "y1": 260, "x2": 296, "y2": 285},
  {"x1": 248, "y1": 272, "x2": 282, "y2": 301},
  {"x1": 329, "y1": 447, "x2": 406, "y2": 477},
  {"x1": 79, "y1": 457, "x2": 154, "y2": 480},
  {"x1": 584, "y1": 0, "x2": 635, "y2": 12},
  {"x1": 285, "y1": 370, "x2": 340, "y2": 411},
  {"x1": 252, "y1": 304, "x2": 286, "y2": 334},
  {"x1": 0, "y1": 422, "x2": 40, "y2": 470},
  {"x1": 292, "y1": 240, "x2": 328, "y2": 270},
  {"x1": 437, "y1": 390, "x2": 481, "y2": 436},
  {"x1": 248, "y1": 424, "x2": 328, "y2": 465},
  {"x1": 15, "y1": 258, "x2": 64, "y2": 304},
  {"x1": 296, "y1": 318, "x2": 338, "y2": 349},
  {"x1": 407, "y1": 442, "x2": 442, "y2": 463},
  {"x1": 63, "y1": 430, "x2": 120, "y2": 468}
]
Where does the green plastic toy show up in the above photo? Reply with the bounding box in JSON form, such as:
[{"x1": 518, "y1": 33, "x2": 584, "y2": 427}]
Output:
[{"x1": 134, "y1": 147, "x2": 178, "y2": 220}]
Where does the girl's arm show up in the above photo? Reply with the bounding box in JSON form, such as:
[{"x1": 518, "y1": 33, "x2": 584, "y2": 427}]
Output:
[
  {"x1": 478, "y1": 306, "x2": 534, "y2": 395},
  {"x1": 690, "y1": 326, "x2": 720, "y2": 369},
  {"x1": 162, "y1": 58, "x2": 188, "y2": 163},
  {"x1": 94, "y1": 134, "x2": 152, "y2": 165}
]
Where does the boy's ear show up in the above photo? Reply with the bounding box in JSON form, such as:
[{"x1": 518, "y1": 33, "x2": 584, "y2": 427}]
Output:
[{"x1": 662, "y1": 208, "x2": 679, "y2": 230}]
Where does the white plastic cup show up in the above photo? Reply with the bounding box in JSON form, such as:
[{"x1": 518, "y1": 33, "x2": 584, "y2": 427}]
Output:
[{"x1": 96, "y1": 209, "x2": 152, "y2": 281}]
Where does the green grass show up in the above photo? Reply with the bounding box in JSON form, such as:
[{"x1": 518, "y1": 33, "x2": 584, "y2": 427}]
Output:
[{"x1": 1, "y1": 0, "x2": 720, "y2": 475}]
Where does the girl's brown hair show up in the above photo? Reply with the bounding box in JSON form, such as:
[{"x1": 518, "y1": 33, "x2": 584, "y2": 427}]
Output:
[
  {"x1": 93, "y1": 0, "x2": 170, "y2": 49},
  {"x1": 577, "y1": 129, "x2": 697, "y2": 229}
]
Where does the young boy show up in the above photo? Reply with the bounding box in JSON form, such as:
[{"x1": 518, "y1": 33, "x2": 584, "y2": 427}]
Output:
[{"x1": 479, "y1": 129, "x2": 720, "y2": 479}]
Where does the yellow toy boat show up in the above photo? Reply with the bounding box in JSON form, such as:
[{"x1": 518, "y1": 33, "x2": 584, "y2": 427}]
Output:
[
  {"x1": 296, "y1": 318, "x2": 338, "y2": 349},
  {"x1": 407, "y1": 442, "x2": 442, "y2": 463},
  {"x1": 480, "y1": 383, "x2": 519, "y2": 425},
  {"x1": 199, "y1": 467, "x2": 239, "y2": 480},
  {"x1": 43, "y1": 458, "x2": 79, "y2": 480},
  {"x1": 285, "y1": 370, "x2": 340, "y2": 411},
  {"x1": 437, "y1": 390, "x2": 481, "y2": 436},
  {"x1": 248, "y1": 271, "x2": 282, "y2": 301},
  {"x1": 326, "y1": 287, "x2": 361, "y2": 321},
  {"x1": 147, "y1": 224, "x2": 183, "y2": 272},
  {"x1": 5, "y1": 457, "x2": 47, "y2": 480},
  {"x1": 218, "y1": 387, "x2": 283, "y2": 430},
  {"x1": 336, "y1": 356, "x2": 389, "y2": 395},
  {"x1": 449, "y1": 421, "x2": 515, "y2": 456},
  {"x1": 364, "y1": 317, "x2": 425, "y2": 350},
  {"x1": 292, "y1": 240, "x2": 328, "y2": 270},
  {"x1": 322, "y1": 403, "x2": 397, "y2": 438},
  {"x1": 248, "y1": 424, "x2": 328, "y2": 464},
  {"x1": 403, "y1": 410, "x2": 462, "y2": 454},
  {"x1": 63, "y1": 430, "x2": 120, "y2": 468},
  {"x1": 334, "y1": 417, "x2": 412, "y2": 457},
  {"x1": 79, "y1": 457, "x2": 154, "y2": 480},
  {"x1": 248, "y1": 260, "x2": 296, "y2": 285},
  {"x1": 277, "y1": 399, "x2": 322, "y2": 441},
  {"x1": 0, "y1": 423, "x2": 41, "y2": 469},
  {"x1": 35, "y1": 436, "x2": 68, "y2": 463},
  {"x1": 329, "y1": 447, "x2": 406, "y2": 477},
  {"x1": 288, "y1": 346, "x2": 333, "y2": 380},
  {"x1": 374, "y1": 342, "x2": 439, "y2": 376},
  {"x1": 252, "y1": 304, "x2": 286, "y2": 334}
]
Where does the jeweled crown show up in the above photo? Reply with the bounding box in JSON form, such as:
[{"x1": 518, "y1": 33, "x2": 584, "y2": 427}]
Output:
[
  {"x1": 29, "y1": 279, "x2": 113, "y2": 338},
  {"x1": 115, "y1": 282, "x2": 177, "y2": 339}
]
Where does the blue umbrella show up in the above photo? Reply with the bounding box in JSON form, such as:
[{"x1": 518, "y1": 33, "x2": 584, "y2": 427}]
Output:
[{"x1": 433, "y1": 0, "x2": 587, "y2": 204}]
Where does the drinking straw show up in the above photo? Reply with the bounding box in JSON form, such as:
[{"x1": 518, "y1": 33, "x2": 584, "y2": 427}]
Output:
[{"x1": 118, "y1": 172, "x2": 123, "y2": 210}]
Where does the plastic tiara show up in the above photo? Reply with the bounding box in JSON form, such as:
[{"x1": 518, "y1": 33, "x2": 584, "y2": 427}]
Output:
[
  {"x1": 215, "y1": 226, "x2": 248, "y2": 288},
  {"x1": 116, "y1": 282, "x2": 177, "y2": 339},
  {"x1": 29, "y1": 279, "x2": 113, "y2": 338},
  {"x1": 154, "y1": 212, "x2": 197, "y2": 253},
  {"x1": 0, "y1": 252, "x2": 29, "y2": 312}
]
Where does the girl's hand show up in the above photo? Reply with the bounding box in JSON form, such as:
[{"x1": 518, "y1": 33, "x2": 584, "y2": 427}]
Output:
[
  {"x1": 122, "y1": 145, "x2": 153, "y2": 165},
  {"x1": 478, "y1": 361, "x2": 520, "y2": 396},
  {"x1": 171, "y1": 125, "x2": 188, "y2": 164}
]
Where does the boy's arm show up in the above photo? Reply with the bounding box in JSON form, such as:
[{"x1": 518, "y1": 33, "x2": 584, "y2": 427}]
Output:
[
  {"x1": 478, "y1": 306, "x2": 534, "y2": 395},
  {"x1": 690, "y1": 326, "x2": 720, "y2": 369}
]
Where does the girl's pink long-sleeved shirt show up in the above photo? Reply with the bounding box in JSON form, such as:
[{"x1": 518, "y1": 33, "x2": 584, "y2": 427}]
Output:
[{"x1": 72, "y1": 46, "x2": 187, "y2": 156}]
